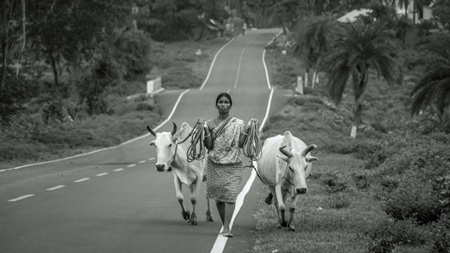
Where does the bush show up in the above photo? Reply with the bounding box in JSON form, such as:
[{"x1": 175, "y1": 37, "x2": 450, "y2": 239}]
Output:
[
  {"x1": 320, "y1": 172, "x2": 348, "y2": 193},
  {"x1": 431, "y1": 214, "x2": 450, "y2": 253},
  {"x1": 382, "y1": 172, "x2": 443, "y2": 224},
  {"x1": 367, "y1": 218, "x2": 428, "y2": 246},
  {"x1": 326, "y1": 192, "x2": 351, "y2": 209}
]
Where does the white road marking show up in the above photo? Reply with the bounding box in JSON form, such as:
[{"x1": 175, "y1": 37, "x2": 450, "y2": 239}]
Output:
[
  {"x1": 0, "y1": 169, "x2": 5, "y2": 173},
  {"x1": 139, "y1": 160, "x2": 146, "y2": 164},
  {"x1": 74, "y1": 178, "x2": 90, "y2": 183},
  {"x1": 233, "y1": 35, "x2": 261, "y2": 90},
  {"x1": 127, "y1": 164, "x2": 136, "y2": 168},
  {"x1": 113, "y1": 168, "x2": 124, "y2": 172},
  {"x1": 148, "y1": 158, "x2": 155, "y2": 161},
  {"x1": 96, "y1": 173, "x2": 108, "y2": 177},
  {"x1": 8, "y1": 194, "x2": 34, "y2": 202},
  {"x1": 46, "y1": 185, "x2": 66, "y2": 191},
  {"x1": 200, "y1": 38, "x2": 237, "y2": 90}
]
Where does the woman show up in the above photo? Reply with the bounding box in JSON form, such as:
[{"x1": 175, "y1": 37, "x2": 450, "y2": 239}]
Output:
[{"x1": 203, "y1": 92, "x2": 250, "y2": 238}]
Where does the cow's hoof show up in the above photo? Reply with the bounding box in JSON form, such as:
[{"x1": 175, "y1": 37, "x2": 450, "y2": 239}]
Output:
[
  {"x1": 189, "y1": 218, "x2": 198, "y2": 225},
  {"x1": 206, "y1": 210, "x2": 214, "y2": 222},
  {"x1": 182, "y1": 211, "x2": 190, "y2": 220},
  {"x1": 264, "y1": 193, "x2": 273, "y2": 205},
  {"x1": 189, "y1": 213, "x2": 198, "y2": 225},
  {"x1": 287, "y1": 225, "x2": 296, "y2": 232}
]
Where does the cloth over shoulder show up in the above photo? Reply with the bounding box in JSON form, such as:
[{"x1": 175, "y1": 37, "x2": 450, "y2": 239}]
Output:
[{"x1": 207, "y1": 116, "x2": 244, "y2": 165}]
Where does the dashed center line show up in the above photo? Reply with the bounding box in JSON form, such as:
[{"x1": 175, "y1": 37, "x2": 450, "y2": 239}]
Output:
[
  {"x1": 74, "y1": 178, "x2": 90, "y2": 183},
  {"x1": 8, "y1": 162, "x2": 148, "y2": 204},
  {"x1": 8, "y1": 194, "x2": 34, "y2": 202},
  {"x1": 148, "y1": 158, "x2": 155, "y2": 161},
  {"x1": 46, "y1": 185, "x2": 66, "y2": 191}
]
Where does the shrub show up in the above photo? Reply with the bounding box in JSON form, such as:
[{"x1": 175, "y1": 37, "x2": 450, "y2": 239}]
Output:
[
  {"x1": 326, "y1": 192, "x2": 351, "y2": 209},
  {"x1": 368, "y1": 239, "x2": 395, "y2": 253},
  {"x1": 431, "y1": 214, "x2": 450, "y2": 253},
  {"x1": 320, "y1": 172, "x2": 348, "y2": 193},
  {"x1": 382, "y1": 172, "x2": 442, "y2": 224},
  {"x1": 367, "y1": 218, "x2": 428, "y2": 246}
]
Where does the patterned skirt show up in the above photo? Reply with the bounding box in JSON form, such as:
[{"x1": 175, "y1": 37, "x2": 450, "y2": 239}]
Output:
[{"x1": 205, "y1": 158, "x2": 243, "y2": 203}]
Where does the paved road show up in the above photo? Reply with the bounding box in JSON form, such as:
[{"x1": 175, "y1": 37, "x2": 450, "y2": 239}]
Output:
[{"x1": 0, "y1": 29, "x2": 290, "y2": 253}]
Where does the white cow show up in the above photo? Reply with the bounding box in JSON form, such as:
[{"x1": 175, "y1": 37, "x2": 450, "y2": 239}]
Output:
[
  {"x1": 257, "y1": 131, "x2": 318, "y2": 231},
  {"x1": 147, "y1": 122, "x2": 213, "y2": 225}
]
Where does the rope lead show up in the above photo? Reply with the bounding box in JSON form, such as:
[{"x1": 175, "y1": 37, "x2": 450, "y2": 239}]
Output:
[
  {"x1": 186, "y1": 118, "x2": 207, "y2": 163},
  {"x1": 242, "y1": 118, "x2": 262, "y2": 161}
]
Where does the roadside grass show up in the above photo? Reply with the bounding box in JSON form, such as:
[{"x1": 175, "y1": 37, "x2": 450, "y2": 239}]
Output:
[
  {"x1": 252, "y1": 43, "x2": 449, "y2": 252},
  {"x1": 0, "y1": 39, "x2": 227, "y2": 170}
]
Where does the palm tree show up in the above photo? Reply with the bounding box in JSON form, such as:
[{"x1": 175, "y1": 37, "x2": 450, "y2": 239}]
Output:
[
  {"x1": 410, "y1": 33, "x2": 450, "y2": 122},
  {"x1": 322, "y1": 21, "x2": 399, "y2": 138},
  {"x1": 293, "y1": 14, "x2": 335, "y2": 88}
]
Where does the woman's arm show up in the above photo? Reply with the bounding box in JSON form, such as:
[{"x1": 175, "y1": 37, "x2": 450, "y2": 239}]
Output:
[
  {"x1": 238, "y1": 124, "x2": 250, "y2": 148},
  {"x1": 203, "y1": 122, "x2": 213, "y2": 150}
]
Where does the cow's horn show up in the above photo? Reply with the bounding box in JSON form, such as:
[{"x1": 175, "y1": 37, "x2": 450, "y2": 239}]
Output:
[
  {"x1": 147, "y1": 125, "x2": 156, "y2": 137},
  {"x1": 279, "y1": 145, "x2": 293, "y2": 158},
  {"x1": 301, "y1": 144, "x2": 317, "y2": 157},
  {"x1": 171, "y1": 122, "x2": 177, "y2": 136}
]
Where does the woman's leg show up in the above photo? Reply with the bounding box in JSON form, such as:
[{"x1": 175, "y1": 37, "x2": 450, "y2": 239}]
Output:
[
  {"x1": 216, "y1": 200, "x2": 225, "y2": 224},
  {"x1": 222, "y1": 202, "x2": 236, "y2": 234}
]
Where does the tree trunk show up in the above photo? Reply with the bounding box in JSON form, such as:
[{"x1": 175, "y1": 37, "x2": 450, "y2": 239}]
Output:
[
  {"x1": 350, "y1": 69, "x2": 369, "y2": 138},
  {"x1": 1, "y1": 0, "x2": 8, "y2": 89},
  {"x1": 197, "y1": 25, "x2": 205, "y2": 41},
  {"x1": 304, "y1": 71, "x2": 309, "y2": 88},
  {"x1": 49, "y1": 50, "x2": 59, "y2": 88},
  {"x1": 312, "y1": 71, "x2": 316, "y2": 89},
  {"x1": 1, "y1": 43, "x2": 6, "y2": 89}
]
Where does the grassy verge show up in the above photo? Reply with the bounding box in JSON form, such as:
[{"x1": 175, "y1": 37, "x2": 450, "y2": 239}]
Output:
[
  {"x1": 0, "y1": 38, "x2": 228, "y2": 170},
  {"x1": 250, "y1": 46, "x2": 449, "y2": 253}
]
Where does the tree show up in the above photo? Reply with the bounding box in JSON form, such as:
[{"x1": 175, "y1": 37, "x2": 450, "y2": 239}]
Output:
[
  {"x1": 0, "y1": 0, "x2": 26, "y2": 89},
  {"x1": 294, "y1": 14, "x2": 335, "y2": 88},
  {"x1": 432, "y1": 0, "x2": 450, "y2": 32},
  {"x1": 26, "y1": 0, "x2": 133, "y2": 92},
  {"x1": 322, "y1": 21, "x2": 399, "y2": 138},
  {"x1": 410, "y1": 33, "x2": 450, "y2": 122}
]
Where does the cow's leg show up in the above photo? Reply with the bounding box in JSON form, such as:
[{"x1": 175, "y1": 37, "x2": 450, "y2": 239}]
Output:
[
  {"x1": 205, "y1": 197, "x2": 214, "y2": 222},
  {"x1": 287, "y1": 194, "x2": 299, "y2": 231},
  {"x1": 275, "y1": 183, "x2": 287, "y2": 227},
  {"x1": 173, "y1": 174, "x2": 190, "y2": 220},
  {"x1": 187, "y1": 178, "x2": 201, "y2": 225}
]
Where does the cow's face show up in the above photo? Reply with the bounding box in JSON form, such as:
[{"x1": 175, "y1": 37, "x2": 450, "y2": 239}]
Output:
[
  {"x1": 147, "y1": 123, "x2": 178, "y2": 172},
  {"x1": 279, "y1": 145, "x2": 318, "y2": 194}
]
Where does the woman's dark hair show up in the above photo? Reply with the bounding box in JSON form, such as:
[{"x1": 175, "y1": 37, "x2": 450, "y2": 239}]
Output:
[{"x1": 215, "y1": 93, "x2": 232, "y2": 106}]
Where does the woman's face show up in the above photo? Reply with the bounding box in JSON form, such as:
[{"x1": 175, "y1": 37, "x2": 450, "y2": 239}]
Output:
[{"x1": 216, "y1": 96, "x2": 231, "y2": 114}]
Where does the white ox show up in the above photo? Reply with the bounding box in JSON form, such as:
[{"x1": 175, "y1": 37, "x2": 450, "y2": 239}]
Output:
[
  {"x1": 257, "y1": 131, "x2": 318, "y2": 231},
  {"x1": 147, "y1": 122, "x2": 213, "y2": 225}
]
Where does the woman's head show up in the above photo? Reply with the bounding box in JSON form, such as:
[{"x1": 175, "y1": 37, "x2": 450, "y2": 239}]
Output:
[
  {"x1": 215, "y1": 93, "x2": 232, "y2": 106},
  {"x1": 215, "y1": 93, "x2": 232, "y2": 114}
]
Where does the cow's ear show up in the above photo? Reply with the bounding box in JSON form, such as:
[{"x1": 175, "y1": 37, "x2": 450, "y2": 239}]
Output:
[
  {"x1": 276, "y1": 154, "x2": 290, "y2": 163},
  {"x1": 149, "y1": 140, "x2": 155, "y2": 146},
  {"x1": 306, "y1": 156, "x2": 318, "y2": 163}
]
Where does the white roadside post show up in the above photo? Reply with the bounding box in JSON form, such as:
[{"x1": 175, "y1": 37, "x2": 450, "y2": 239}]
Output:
[{"x1": 296, "y1": 76, "x2": 303, "y2": 95}]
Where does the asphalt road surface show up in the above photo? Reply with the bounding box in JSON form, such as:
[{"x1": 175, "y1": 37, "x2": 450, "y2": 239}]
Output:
[{"x1": 0, "y1": 28, "x2": 292, "y2": 253}]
